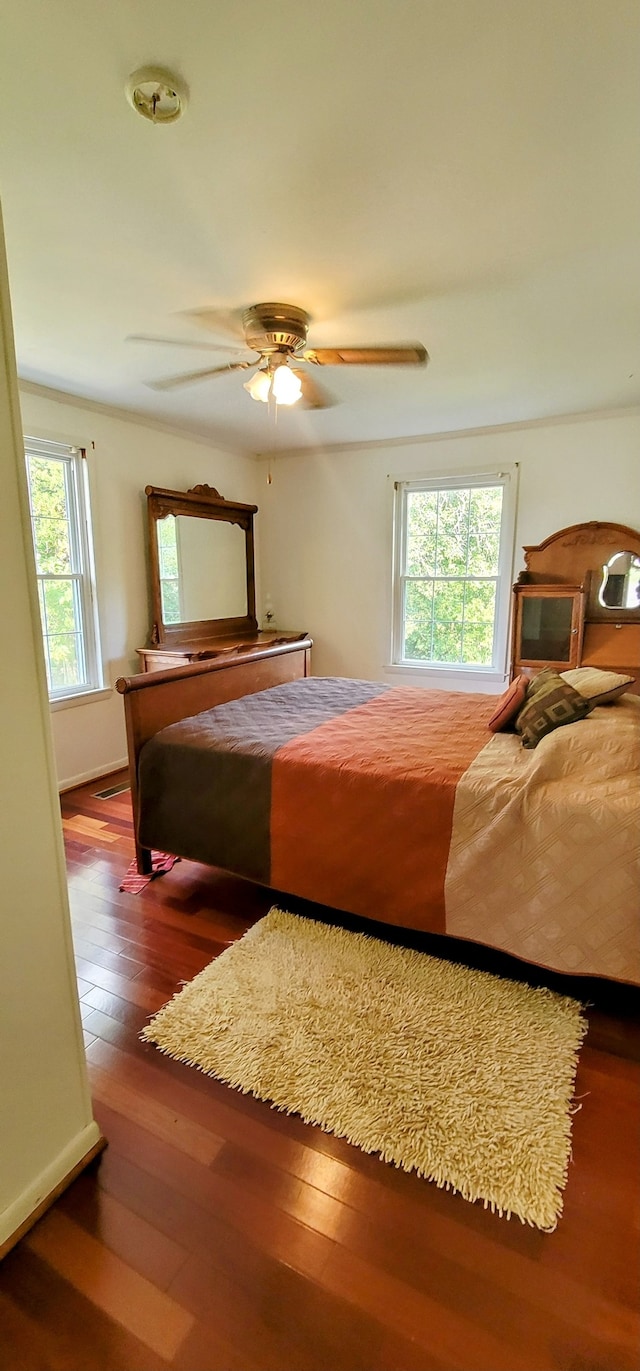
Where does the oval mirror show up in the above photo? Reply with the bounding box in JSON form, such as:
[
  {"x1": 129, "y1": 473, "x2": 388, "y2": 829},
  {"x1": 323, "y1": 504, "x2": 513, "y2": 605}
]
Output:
[{"x1": 598, "y1": 550, "x2": 640, "y2": 610}]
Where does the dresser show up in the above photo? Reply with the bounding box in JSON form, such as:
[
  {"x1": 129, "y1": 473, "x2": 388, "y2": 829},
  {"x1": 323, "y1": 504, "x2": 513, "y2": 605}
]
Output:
[
  {"x1": 137, "y1": 630, "x2": 311, "y2": 673},
  {"x1": 139, "y1": 481, "x2": 311, "y2": 681}
]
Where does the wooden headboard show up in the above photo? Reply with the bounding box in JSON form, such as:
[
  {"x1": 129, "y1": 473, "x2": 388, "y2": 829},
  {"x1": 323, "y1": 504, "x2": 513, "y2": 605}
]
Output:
[
  {"x1": 512, "y1": 520, "x2": 640, "y2": 685},
  {"x1": 517, "y1": 521, "x2": 640, "y2": 600}
]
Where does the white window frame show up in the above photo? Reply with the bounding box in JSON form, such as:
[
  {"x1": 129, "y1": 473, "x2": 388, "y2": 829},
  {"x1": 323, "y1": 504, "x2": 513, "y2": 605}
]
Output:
[
  {"x1": 24, "y1": 436, "x2": 104, "y2": 703},
  {"x1": 391, "y1": 467, "x2": 518, "y2": 683}
]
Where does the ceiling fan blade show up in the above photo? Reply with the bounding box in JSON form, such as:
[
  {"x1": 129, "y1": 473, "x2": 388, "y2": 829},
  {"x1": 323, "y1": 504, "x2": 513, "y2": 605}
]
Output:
[
  {"x1": 179, "y1": 306, "x2": 247, "y2": 341},
  {"x1": 302, "y1": 344, "x2": 429, "y2": 367},
  {"x1": 292, "y1": 369, "x2": 336, "y2": 410},
  {"x1": 127, "y1": 333, "x2": 249, "y2": 355},
  {"x1": 146, "y1": 360, "x2": 257, "y2": 391}
]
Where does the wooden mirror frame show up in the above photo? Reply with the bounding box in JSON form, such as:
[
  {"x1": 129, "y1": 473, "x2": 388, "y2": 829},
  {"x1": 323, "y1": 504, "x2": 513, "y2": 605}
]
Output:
[{"x1": 145, "y1": 483, "x2": 258, "y2": 648}]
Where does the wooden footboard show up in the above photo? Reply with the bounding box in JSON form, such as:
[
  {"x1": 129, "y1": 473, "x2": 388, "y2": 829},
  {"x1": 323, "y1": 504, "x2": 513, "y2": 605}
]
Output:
[{"x1": 116, "y1": 639, "x2": 312, "y2": 873}]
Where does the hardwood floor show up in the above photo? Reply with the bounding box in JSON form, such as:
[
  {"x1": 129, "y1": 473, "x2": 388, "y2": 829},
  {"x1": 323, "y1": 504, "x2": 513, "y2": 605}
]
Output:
[{"x1": 1, "y1": 770, "x2": 639, "y2": 1371}]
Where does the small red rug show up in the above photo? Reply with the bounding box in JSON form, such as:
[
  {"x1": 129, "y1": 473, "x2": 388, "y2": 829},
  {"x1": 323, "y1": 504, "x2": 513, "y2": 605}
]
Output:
[{"x1": 119, "y1": 851, "x2": 180, "y2": 894}]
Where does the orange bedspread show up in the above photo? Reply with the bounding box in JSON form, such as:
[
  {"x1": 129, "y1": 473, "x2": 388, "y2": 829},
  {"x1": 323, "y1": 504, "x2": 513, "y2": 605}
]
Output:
[
  {"x1": 271, "y1": 686, "x2": 496, "y2": 929},
  {"x1": 138, "y1": 678, "x2": 640, "y2": 980}
]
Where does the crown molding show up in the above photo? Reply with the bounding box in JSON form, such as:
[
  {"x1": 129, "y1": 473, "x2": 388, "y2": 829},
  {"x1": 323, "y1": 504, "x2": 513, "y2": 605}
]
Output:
[
  {"x1": 17, "y1": 380, "x2": 639, "y2": 466},
  {"x1": 17, "y1": 379, "x2": 253, "y2": 459},
  {"x1": 255, "y1": 403, "x2": 640, "y2": 462}
]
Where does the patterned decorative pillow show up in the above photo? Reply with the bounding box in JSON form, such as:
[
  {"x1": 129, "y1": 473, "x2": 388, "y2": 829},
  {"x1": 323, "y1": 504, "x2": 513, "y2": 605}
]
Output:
[
  {"x1": 560, "y1": 666, "x2": 635, "y2": 706},
  {"x1": 515, "y1": 668, "x2": 592, "y2": 749},
  {"x1": 487, "y1": 675, "x2": 529, "y2": 733}
]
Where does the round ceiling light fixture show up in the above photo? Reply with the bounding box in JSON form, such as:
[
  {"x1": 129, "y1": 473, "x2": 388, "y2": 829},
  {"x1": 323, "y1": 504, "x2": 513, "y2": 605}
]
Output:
[{"x1": 125, "y1": 66, "x2": 188, "y2": 124}]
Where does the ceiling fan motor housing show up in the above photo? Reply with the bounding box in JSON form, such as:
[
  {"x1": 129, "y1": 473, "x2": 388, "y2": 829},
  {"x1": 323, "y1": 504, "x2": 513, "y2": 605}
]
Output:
[{"x1": 242, "y1": 303, "x2": 310, "y2": 355}]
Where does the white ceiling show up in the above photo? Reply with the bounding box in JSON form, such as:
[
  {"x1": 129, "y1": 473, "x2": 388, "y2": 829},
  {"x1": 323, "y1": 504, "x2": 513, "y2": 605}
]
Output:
[{"x1": 2, "y1": 0, "x2": 639, "y2": 455}]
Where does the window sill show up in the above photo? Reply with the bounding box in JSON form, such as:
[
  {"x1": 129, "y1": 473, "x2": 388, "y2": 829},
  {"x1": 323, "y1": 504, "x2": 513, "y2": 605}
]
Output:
[
  {"x1": 49, "y1": 686, "x2": 112, "y2": 713},
  {"x1": 384, "y1": 663, "x2": 508, "y2": 687}
]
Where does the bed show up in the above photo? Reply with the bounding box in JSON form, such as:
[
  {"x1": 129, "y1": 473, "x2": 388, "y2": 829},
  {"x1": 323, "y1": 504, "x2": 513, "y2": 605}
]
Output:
[{"x1": 117, "y1": 643, "x2": 640, "y2": 986}]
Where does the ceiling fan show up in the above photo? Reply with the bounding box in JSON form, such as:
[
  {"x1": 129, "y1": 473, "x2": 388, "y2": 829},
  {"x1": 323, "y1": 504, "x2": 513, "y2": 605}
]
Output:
[{"x1": 129, "y1": 302, "x2": 429, "y2": 409}]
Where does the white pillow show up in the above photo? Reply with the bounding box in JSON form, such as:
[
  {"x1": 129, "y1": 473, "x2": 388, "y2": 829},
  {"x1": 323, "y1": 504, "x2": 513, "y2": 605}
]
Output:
[{"x1": 560, "y1": 667, "x2": 635, "y2": 705}]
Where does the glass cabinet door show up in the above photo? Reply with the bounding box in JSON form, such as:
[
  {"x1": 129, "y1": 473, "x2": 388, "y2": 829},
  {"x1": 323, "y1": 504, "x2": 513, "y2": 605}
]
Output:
[{"x1": 514, "y1": 588, "x2": 584, "y2": 669}]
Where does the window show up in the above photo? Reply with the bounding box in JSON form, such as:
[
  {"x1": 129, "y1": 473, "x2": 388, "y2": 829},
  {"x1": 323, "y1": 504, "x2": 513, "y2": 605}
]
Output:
[
  {"x1": 24, "y1": 437, "x2": 103, "y2": 700},
  {"x1": 392, "y1": 470, "x2": 516, "y2": 676},
  {"x1": 156, "y1": 514, "x2": 182, "y2": 624}
]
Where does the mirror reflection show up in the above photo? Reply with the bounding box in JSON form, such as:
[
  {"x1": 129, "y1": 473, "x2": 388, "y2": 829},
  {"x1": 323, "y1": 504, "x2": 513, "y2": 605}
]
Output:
[
  {"x1": 157, "y1": 513, "x2": 248, "y2": 625},
  {"x1": 598, "y1": 550, "x2": 640, "y2": 611}
]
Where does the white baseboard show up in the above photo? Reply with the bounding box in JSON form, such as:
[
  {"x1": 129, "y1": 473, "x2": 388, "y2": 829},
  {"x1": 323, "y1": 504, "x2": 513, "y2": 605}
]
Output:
[
  {"x1": 0, "y1": 1120, "x2": 105, "y2": 1255},
  {"x1": 58, "y1": 758, "x2": 129, "y2": 794}
]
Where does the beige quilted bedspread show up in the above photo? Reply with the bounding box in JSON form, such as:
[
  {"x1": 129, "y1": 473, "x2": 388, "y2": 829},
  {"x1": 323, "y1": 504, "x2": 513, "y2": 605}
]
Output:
[{"x1": 446, "y1": 695, "x2": 640, "y2": 983}]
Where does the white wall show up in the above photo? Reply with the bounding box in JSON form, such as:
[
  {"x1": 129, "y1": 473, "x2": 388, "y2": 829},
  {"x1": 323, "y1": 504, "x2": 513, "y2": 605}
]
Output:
[
  {"x1": 0, "y1": 207, "x2": 101, "y2": 1251},
  {"x1": 259, "y1": 411, "x2": 640, "y2": 692},
  {"x1": 18, "y1": 387, "x2": 262, "y2": 788}
]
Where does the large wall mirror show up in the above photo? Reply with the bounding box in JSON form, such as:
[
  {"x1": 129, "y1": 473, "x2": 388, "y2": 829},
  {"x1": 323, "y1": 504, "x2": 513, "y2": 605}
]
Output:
[{"x1": 146, "y1": 483, "x2": 258, "y2": 646}]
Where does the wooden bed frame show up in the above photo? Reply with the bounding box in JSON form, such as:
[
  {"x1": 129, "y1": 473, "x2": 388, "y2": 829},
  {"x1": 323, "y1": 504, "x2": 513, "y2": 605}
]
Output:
[{"x1": 116, "y1": 638, "x2": 312, "y2": 874}]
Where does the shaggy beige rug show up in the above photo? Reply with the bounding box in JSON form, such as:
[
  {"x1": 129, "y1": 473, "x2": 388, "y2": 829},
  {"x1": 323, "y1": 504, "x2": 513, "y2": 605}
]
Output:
[{"x1": 142, "y1": 908, "x2": 587, "y2": 1230}]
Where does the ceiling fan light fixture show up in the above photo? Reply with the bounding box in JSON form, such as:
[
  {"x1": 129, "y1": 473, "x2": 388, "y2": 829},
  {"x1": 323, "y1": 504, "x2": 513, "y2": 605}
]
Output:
[
  {"x1": 270, "y1": 363, "x2": 303, "y2": 406},
  {"x1": 244, "y1": 361, "x2": 303, "y2": 406},
  {"x1": 243, "y1": 368, "x2": 272, "y2": 402}
]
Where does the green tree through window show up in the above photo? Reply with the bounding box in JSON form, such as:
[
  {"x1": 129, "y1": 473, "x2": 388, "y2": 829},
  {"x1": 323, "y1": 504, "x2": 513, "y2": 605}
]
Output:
[
  {"x1": 394, "y1": 475, "x2": 514, "y2": 671},
  {"x1": 156, "y1": 515, "x2": 181, "y2": 624},
  {"x1": 25, "y1": 439, "x2": 102, "y2": 698}
]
